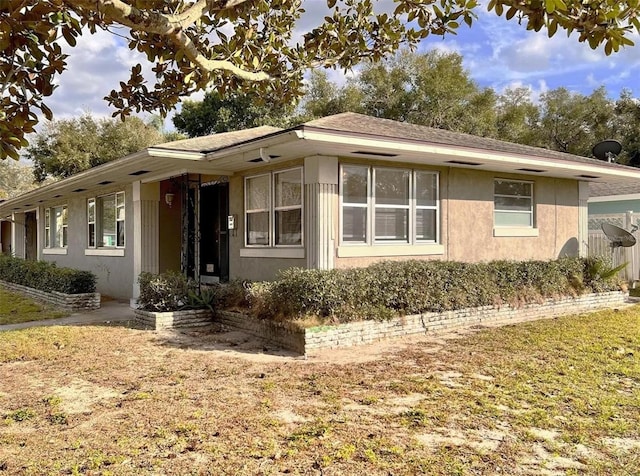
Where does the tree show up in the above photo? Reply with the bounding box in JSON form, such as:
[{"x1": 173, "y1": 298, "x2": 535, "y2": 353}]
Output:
[
  {"x1": 612, "y1": 89, "x2": 640, "y2": 166},
  {"x1": 495, "y1": 87, "x2": 541, "y2": 146},
  {"x1": 2, "y1": 1, "x2": 638, "y2": 159},
  {"x1": 537, "y1": 86, "x2": 615, "y2": 157},
  {"x1": 0, "y1": 160, "x2": 39, "y2": 199},
  {"x1": 299, "y1": 70, "x2": 364, "y2": 120},
  {"x1": 172, "y1": 90, "x2": 295, "y2": 137},
  {"x1": 26, "y1": 114, "x2": 166, "y2": 182},
  {"x1": 355, "y1": 50, "x2": 497, "y2": 136}
]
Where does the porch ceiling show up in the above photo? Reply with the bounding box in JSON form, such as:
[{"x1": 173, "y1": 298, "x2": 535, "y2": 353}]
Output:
[{"x1": 0, "y1": 151, "x2": 232, "y2": 217}]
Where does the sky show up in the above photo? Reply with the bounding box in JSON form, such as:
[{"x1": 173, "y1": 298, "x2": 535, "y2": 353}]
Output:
[{"x1": 44, "y1": 2, "x2": 640, "y2": 129}]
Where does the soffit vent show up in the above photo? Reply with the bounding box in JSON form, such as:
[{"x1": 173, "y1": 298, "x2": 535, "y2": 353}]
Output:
[
  {"x1": 517, "y1": 168, "x2": 547, "y2": 173},
  {"x1": 446, "y1": 160, "x2": 482, "y2": 166},
  {"x1": 129, "y1": 170, "x2": 150, "y2": 176},
  {"x1": 98, "y1": 180, "x2": 114, "y2": 185},
  {"x1": 352, "y1": 150, "x2": 398, "y2": 158},
  {"x1": 577, "y1": 175, "x2": 600, "y2": 179}
]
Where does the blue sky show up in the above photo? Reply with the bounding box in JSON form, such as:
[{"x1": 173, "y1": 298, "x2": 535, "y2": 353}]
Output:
[{"x1": 46, "y1": 3, "x2": 640, "y2": 127}]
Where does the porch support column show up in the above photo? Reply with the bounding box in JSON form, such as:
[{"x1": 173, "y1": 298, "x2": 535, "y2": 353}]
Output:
[
  {"x1": 11, "y1": 212, "x2": 25, "y2": 258},
  {"x1": 304, "y1": 156, "x2": 338, "y2": 270},
  {"x1": 578, "y1": 181, "x2": 589, "y2": 257},
  {"x1": 132, "y1": 181, "x2": 160, "y2": 304}
]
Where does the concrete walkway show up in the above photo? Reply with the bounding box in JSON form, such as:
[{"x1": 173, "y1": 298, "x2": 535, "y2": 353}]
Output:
[{"x1": 0, "y1": 300, "x2": 136, "y2": 332}]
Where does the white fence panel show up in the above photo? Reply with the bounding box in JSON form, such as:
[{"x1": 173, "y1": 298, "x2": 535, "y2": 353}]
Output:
[{"x1": 588, "y1": 212, "x2": 640, "y2": 282}]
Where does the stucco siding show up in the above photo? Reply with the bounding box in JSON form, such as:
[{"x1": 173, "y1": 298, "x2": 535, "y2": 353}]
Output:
[
  {"x1": 335, "y1": 167, "x2": 580, "y2": 267},
  {"x1": 39, "y1": 185, "x2": 134, "y2": 300}
]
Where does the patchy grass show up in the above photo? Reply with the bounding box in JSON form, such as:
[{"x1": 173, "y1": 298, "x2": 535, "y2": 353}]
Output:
[
  {"x1": 0, "y1": 288, "x2": 67, "y2": 325},
  {"x1": 0, "y1": 306, "x2": 638, "y2": 475}
]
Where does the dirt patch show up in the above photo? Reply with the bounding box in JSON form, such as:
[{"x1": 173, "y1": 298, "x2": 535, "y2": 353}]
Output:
[{"x1": 54, "y1": 379, "x2": 120, "y2": 414}]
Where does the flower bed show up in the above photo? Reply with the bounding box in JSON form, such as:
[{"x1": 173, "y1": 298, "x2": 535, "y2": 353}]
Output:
[
  {"x1": 217, "y1": 291, "x2": 628, "y2": 355},
  {"x1": 0, "y1": 280, "x2": 100, "y2": 312},
  {"x1": 134, "y1": 308, "x2": 214, "y2": 330}
]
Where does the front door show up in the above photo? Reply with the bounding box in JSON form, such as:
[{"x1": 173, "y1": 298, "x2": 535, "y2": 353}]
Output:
[{"x1": 199, "y1": 182, "x2": 229, "y2": 282}]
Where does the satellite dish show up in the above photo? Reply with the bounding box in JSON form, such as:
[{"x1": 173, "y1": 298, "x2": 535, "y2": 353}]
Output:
[
  {"x1": 592, "y1": 140, "x2": 622, "y2": 162},
  {"x1": 601, "y1": 223, "x2": 636, "y2": 248}
]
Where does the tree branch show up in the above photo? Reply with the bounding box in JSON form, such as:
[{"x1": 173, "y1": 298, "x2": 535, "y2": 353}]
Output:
[{"x1": 64, "y1": 0, "x2": 270, "y2": 81}]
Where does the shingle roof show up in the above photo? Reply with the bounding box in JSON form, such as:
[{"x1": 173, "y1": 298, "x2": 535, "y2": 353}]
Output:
[
  {"x1": 153, "y1": 125, "x2": 283, "y2": 153},
  {"x1": 589, "y1": 181, "x2": 640, "y2": 198},
  {"x1": 301, "y1": 112, "x2": 632, "y2": 170}
]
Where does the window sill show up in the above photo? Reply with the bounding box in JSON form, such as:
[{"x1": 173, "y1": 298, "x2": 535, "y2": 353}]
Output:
[
  {"x1": 84, "y1": 248, "x2": 125, "y2": 257},
  {"x1": 337, "y1": 244, "x2": 444, "y2": 258},
  {"x1": 43, "y1": 248, "x2": 67, "y2": 255},
  {"x1": 493, "y1": 227, "x2": 539, "y2": 237},
  {"x1": 240, "y1": 248, "x2": 304, "y2": 259}
]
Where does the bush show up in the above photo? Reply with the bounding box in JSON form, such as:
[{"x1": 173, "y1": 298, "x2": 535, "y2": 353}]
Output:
[
  {"x1": 0, "y1": 255, "x2": 96, "y2": 294},
  {"x1": 138, "y1": 271, "x2": 199, "y2": 312},
  {"x1": 137, "y1": 271, "x2": 231, "y2": 312},
  {"x1": 242, "y1": 257, "x2": 624, "y2": 324}
]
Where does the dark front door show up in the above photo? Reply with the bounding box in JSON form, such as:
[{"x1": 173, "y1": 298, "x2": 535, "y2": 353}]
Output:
[
  {"x1": 25, "y1": 211, "x2": 37, "y2": 261},
  {"x1": 199, "y1": 182, "x2": 229, "y2": 282}
]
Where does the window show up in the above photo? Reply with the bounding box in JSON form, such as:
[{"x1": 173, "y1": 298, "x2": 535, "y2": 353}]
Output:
[
  {"x1": 44, "y1": 205, "x2": 67, "y2": 248},
  {"x1": 340, "y1": 165, "x2": 439, "y2": 244},
  {"x1": 245, "y1": 168, "x2": 303, "y2": 247},
  {"x1": 87, "y1": 192, "x2": 125, "y2": 248},
  {"x1": 494, "y1": 179, "x2": 534, "y2": 227}
]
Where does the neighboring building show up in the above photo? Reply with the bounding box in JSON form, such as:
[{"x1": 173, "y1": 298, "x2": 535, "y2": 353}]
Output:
[
  {"x1": 589, "y1": 181, "x2": 640, "y2": 216},
  {"x1": 2, "y1": 112, "x2": 640, "y2": 303},
  {"x1": 588, "y1": 181, "x2": 640, "y2": 282}
]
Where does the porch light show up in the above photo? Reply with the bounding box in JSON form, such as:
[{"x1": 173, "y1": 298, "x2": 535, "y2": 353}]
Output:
[{"x1": 165, "y1": 193, "x2": 175, "y2": 207}]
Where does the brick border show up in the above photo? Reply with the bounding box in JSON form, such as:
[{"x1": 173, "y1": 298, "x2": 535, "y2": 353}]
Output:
[
  {"x1": 134, "y1": 308, "x2": 214, "y2": 330},
  {"x1": 217, "y1": 291, "x2": 627, "y2": 355},
  {"x1": 0, "y1": 280, "x2": 100, "y2": 311}
]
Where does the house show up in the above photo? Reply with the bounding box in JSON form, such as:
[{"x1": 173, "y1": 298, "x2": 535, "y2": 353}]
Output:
[
  {"x1": 2, "y1": 112, "x2": 640, "y2": 304},
  {"x1": 588, "y1": 181, "x2": 640, "y2": 282}
]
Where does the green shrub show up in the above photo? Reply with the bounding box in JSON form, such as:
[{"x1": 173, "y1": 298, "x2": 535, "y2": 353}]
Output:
[
  {"x1": 138, "y1": 271, "x2": 198, "y2": 312},
  {"x1": 137, "y1": 272, "x2": 233, "y2": 312},
  {"x1": 242, "y1": 257, "x2": 624, "y2": 324},
  {"x1": 0, "y1": 255, "x2": 96, "y2": 294}
]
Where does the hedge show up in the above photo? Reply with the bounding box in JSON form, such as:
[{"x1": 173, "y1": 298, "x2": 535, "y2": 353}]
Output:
[
  {"x1": 0, "y1": 255, "x2": 96, "y2": 294},
  {"x1": 241, "y1": 257, "x2": 623, "y2": 323}
]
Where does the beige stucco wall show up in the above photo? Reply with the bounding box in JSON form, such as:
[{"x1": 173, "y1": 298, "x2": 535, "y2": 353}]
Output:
[
  {"x1": 226, "y1": 157, "x2": 581, "y2": 280},
  {"x1": 335, "y1": 165, "x2": 580, "y2": 269},
  {"x1": 39, "y1": 185, "x2": 135, "y2": 300},
  {"x1": 444, "y1": 169, "x2": 579, "y2": 262}
]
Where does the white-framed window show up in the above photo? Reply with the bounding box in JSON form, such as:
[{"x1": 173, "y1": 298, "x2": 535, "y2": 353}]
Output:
[
  {"x1": 340, "y1": 165, "x2": 439, "y2": 245},
  {"x1": 44, "y1": 205, "x2": 67, "y2": 248},
  {"x1": 494, "y1": 179, "x2": 534, "y2": 227},
  {"x1": 87, "y1": 191, "x2": 125, "y2": 248},
  {"x1": 245, "y1": 168, "x2": 303, "y2": 247}
]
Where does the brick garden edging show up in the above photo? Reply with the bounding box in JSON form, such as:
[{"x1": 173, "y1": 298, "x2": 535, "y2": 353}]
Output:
[
  {"x1": 134, "y1": 308, "x2": 214, "y2": 330},
  {"x1": 0, "y1": 279, "x2": 100, "y2": 312},
  {"x1": 217, "y1": 291, "x2": 628, "y2": 355}
]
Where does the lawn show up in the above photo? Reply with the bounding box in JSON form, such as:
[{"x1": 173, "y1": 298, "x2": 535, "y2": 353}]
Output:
[
  {"x1": 0, "y1": 288, "x2": 67, "y2": 325},
  {"x1": 0, "y1": 305, "x2": 638, "y2": 475}
]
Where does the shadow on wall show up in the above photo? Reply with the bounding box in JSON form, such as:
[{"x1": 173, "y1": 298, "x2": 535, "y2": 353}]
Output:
[{"x1": 558, "y1": 237, "x2": 579, "y2": 258}]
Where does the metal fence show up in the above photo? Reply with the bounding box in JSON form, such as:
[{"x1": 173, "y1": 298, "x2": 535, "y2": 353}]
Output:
[{"x1": 588, "y1": 212, "x2": 640, "y2": 282}]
